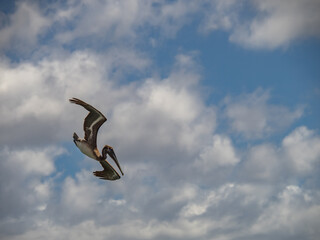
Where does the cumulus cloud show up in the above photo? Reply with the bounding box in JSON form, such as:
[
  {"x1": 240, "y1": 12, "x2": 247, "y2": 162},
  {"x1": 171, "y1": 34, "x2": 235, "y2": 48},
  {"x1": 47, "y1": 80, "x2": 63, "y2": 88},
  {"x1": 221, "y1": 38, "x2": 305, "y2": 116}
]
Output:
[
  {"x1": 241, "y1": 144, "x2": 281, "y2": 182},
  {"x1": 223, "y1": 89, "x2": 303, "y2": 139},
  {"x1": 0, "y1": 48, "x2": 150, "y2": 146},
  {"x1": 0, "y1": 0, "x2": 199, "y2": 53},
  {"x1": 4, "y1": 180, "x2": 319, "y2": 240},
  {"x1": 249, "y1": 185, "x2": 320, "y2": 239},
  {"x1": 0, "y1": 145, "x2": 65, "y2": 237},
  {"x1": 52, "y1": 0, "x2": 200, "y2": 45},
  {"x1": 199, "y1": 0, "x2": 239, "y2": 32},
  {"x1": 0, "y1": 1, "x2": 50, "y2": 52},
  {"x1": 2, "y1": 0, "x2": 319, "y2": 52},
  {"x1": 180, "y1": 183, "x2": 272, "y2": 223},
  {"x1": 103, "y1": 53, "x2": 216, "y2": 165},
  {"x1": 282, "y1": 126, "x2": 320, "y2": 175},
  {"x1": 195, "y1": 134, "x2": 239, "y2": 171},
  {"x1": 239, "y1": 125, "x2": 320, "y2": 187},
  {"x1": 201, "y1": 0, "x2": 320, "y2": 49},
  {"x1": 229, "y1": 0, "x2": 320, "y2": 49}
]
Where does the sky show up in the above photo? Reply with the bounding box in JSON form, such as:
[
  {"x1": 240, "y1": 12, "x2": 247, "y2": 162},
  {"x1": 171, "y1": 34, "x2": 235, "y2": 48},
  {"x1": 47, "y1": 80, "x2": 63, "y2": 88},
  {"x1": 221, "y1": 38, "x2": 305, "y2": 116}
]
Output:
[{"x1": 0, "y1": 0, "x2": 320, "y2": 239}]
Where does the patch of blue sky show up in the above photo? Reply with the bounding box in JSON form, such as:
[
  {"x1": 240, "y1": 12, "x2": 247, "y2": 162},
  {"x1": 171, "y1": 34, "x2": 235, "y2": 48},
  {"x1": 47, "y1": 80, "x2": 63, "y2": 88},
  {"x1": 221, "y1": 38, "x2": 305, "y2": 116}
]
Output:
[
  {"x1": 139, "y1": 19, "x2": 319, "y2": 109},
  {"x1": 54, "y1": 142, "x2": 83, "y2": 180},
  {"x1": 179, "y1": 28, "x2": 319, "y2": 131},
  {"x1": 0, "y1": 0, "x2": 15, "y2": 14}
]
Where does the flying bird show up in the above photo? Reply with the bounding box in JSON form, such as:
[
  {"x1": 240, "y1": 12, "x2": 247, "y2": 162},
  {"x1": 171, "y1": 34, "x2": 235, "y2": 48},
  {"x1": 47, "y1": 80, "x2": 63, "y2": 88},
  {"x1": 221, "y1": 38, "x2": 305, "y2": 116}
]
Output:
[{"x1": 69, "y1": 97, "x2": 124, "y2": 180}]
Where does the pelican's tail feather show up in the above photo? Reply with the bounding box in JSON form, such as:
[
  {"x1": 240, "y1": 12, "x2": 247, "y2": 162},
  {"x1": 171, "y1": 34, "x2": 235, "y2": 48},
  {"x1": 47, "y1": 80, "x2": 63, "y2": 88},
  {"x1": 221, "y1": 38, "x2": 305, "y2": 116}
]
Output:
[{"x1": 73, "y1": 132, "x2": 79, "y2": 144}]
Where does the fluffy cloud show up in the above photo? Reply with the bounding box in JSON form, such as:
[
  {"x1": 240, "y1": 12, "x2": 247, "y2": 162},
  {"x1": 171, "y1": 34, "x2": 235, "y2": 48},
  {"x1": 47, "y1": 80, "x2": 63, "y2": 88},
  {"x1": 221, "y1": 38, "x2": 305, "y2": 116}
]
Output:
[
  {"x1": 4, "y1": 177, "x2": 318, "y2": 240},
  {"x1": 199, "y1": 0, "x2": 239, "y2": 32},
  {"x1": 0, "y1": 1, "x2": 50, "y2": 52},
  {"x1": 0, "y1": 146, "x2": 65, "y2": 237},
  {"x1": 240, "y1": 125, "x2": 320, "y2": 184},
  {"x1": 0, "y1": 0, "x2": 199, "y2": 50},
  {"x1": 53, "y1": 0, "x2": 201, "y2": 43},
  {"x1": 241, "y1": 144, "x2": 281, "y2": 182},
  {"x1": 249, "y1": 185, "x2": 320, "y2": 239},
  {"x1": 282, "y1": 126, "x2": 320, "y2": 175},
  {"x1": 223, "y1": 89, "x2": 303, "y2": 139},
  {"x1": 201, "y1": 0, "x2": 320, "y2": 49},
  {"x1": 196, "y1": 134, "x2": 239, "y2": 171},
  {"x1": 0, "y1": 48, "x2": 150, "y2": 146},
  {"x1": 229, "y1": 0, "x2": 320, "y2": 49},
  {"x1": 2, "y1": 0, "x2": 318, "y2": 52}
]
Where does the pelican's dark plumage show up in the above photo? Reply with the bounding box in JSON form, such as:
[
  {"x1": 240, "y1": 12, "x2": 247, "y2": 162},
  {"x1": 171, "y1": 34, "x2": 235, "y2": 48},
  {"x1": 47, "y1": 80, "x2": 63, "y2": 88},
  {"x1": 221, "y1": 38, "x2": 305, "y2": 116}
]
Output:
[{"x1": 69, "y1": 97, "x2": 124, "y2": 180}]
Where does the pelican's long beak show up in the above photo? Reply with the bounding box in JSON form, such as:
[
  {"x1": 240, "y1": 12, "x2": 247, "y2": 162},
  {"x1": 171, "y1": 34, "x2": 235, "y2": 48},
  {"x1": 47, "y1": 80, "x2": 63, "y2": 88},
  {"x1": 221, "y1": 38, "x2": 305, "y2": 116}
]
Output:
[{"x1": 108, "y1": 149, "x2": 124, "y2": 176}]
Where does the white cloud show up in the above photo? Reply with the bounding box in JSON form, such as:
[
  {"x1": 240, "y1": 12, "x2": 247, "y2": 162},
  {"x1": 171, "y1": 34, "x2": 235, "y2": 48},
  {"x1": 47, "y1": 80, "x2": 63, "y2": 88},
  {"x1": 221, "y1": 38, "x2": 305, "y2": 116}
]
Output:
[
  {"x1": 201, "y1": 0, "x2": 320, "y2": 49},
  {"x1": 0, "y1": 145, "x2": 65, "y2": 229},
  {"x1": 1, "y1": 0, "x2": 319, "y2": 53},
  {"x1": 199, "y1": 0, "x2": 239, "y2": 33},
  {"x1": 54, "y1": 0, "x2": 145, "y2": 43},
  {"x1": 0, "y1": 2, "x2": 50, "y2": 51},
  {"x1": 5, "y1": 147, "x2": 64, "y2": 176},
  {"x1": 282, "y1": 126, "x2": 320, "y2": 174},
  {"x1": 240, "y1": 125, "x2": 320, "y2": 183},
  {"x1": 52, "y1": 0, "x2": 320, "y2": 50},
  {"x1": 239, "y1": 126, "x2": 320, "y2": 187},
  {"x1": 53, "y1": 0, "x2": 199, "y2": 45},
  {"x1": 0, "y1": 146, "x2": 64, "y2": 180},
  {"x1": 242, "y1": 144, "x2": 281, "y2": 182},
  {"x1": 196, "y1": 134, "x2": 240, "y2": 170},
  {"x1": 0, "y1": 48, "x2": 149, "y2": 146},
  {"x1": 1, "y1": 124, "x2": 320, "y2": 240},
  {"x1": 229, "y1": 0, "x2": 320, "y2": 49},
  {"x1": 105, "y1": 53, "x2": 216, "y2": 160},
  {"x1": 180, "y1": 183, "x2": 273, "y2": 219},
  {"x1": 170, "y1": 184, "x2": 198, "y2": 203},
  {"x1": 224, "y1": 89, "x2": 303, "y2": 139},
  {"x1": 249, "y1": 185, "x2": 320, "y2": 239},
  {"x1": 61, "y1": 171, "x2": 108, "y2": 215},
  {"x1": 3, "y1": 218, "x2": 216, "y2": 240}
]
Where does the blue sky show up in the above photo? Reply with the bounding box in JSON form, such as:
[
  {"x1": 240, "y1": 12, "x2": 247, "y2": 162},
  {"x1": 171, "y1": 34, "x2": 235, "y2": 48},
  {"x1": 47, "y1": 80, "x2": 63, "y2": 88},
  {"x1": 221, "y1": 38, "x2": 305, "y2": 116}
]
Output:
[{"x1": 0, "y1": 1, "x2": 320, "y2": 239}]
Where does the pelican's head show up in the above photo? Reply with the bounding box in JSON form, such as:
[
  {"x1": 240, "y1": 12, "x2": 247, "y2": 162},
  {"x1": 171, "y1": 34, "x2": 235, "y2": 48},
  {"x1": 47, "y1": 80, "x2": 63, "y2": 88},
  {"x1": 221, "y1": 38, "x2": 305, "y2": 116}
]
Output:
[{"x1": 102, "y1": 145, "x2": 124, "y2": 176}]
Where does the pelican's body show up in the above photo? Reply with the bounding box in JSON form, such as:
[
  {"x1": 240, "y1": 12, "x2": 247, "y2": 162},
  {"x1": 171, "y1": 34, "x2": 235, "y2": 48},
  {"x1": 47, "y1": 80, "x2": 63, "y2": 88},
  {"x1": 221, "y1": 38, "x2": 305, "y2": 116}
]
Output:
[
  {"x1": 69, "y1": 97, "x2": 124, "y2": 180},
  {"x1": 75, "y1": 139, "x2": 100, "y2": 160}
]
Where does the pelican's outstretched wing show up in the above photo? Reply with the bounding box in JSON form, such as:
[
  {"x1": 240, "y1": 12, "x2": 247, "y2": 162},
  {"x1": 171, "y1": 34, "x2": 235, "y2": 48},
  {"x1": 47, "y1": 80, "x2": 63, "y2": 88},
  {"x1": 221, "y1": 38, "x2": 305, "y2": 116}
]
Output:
[
  {"x1": 93, "y1": 160, "x2": 121, "y2": 180},
  {"x1": 69, "y1": 98, "x2": 107, "y2": 148}
]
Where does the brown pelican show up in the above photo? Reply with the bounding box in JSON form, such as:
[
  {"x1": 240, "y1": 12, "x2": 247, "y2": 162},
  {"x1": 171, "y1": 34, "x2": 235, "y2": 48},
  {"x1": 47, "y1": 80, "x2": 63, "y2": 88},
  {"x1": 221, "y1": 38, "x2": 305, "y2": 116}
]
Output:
[{"x1": 69, "y1": 97, "x2": 124, "y2": 180}]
